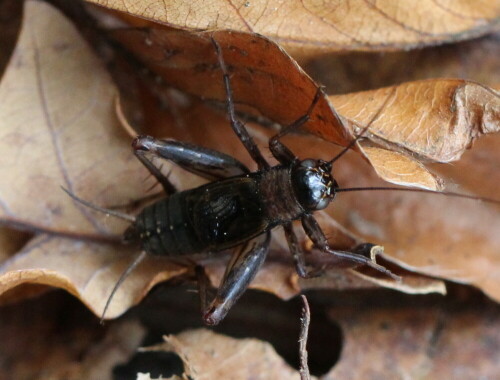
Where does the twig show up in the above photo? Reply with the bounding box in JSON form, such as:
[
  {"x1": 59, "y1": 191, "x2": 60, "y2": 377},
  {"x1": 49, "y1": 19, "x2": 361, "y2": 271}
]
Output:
[{"x1": 299, "y1": 295, "x2": 311, "y2": 380}]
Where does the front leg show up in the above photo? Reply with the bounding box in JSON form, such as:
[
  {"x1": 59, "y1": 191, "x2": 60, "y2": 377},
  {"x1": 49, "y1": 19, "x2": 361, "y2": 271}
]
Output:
[
  {"x1": 269, "y1": 86, "x2": 324, "y2": 165},
  {"x1": 199, "y1": 232, "x2": 270, "y2": 325},
  {"x1": 283, "y1": 222, "x2": 322, "y2": 278},
  {"x1": 301, "y1": 214, "x2": 401, "y2": 281}
]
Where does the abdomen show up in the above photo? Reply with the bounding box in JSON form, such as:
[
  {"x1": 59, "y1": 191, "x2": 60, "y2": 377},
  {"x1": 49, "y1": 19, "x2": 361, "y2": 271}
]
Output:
[{"x1": 134, "y1": 176, "x2": 268, "y2": 256}]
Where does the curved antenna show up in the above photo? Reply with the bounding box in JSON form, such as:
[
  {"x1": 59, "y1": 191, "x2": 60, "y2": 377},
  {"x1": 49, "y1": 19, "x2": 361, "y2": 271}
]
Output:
[
  {"x1": 336, "y1": 186, "x2": 500, "y2": 204},
  {"x1": 329, "y1": 88, "x2": 396, "y2": 166},
  {"x1": 100, "y1": 250, "x2": 147, "y2": 324},
  {"x1": 61, "y1": 186, "x2": 135, "y2": 222}
]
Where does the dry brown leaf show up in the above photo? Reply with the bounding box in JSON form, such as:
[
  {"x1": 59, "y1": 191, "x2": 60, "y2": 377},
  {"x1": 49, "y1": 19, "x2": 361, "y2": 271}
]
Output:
[
  {"x1": 87, "y1": 0, "x2": 500, "y2": 57},
  {"x1": 0, "y1": 0, "x2": 146, "y2": 237},
  {"x1": 0, "y1": 227, "x2": 30, "y2": 263},
  {"x1": 325, "y1": 306, "x2": 500, "y2": 379},
  {"x1": 431, "y1": 133, "x2": 500, "y2": 201},
  {"x1": 330, "y1": 80, "x2": 500, "y2": 162},
  {"x1": 143, "y1": 329, "x2": 305, "y2": 380},
  {"x1": 111, "y1": 28, "x2": 351, "y2": 147},
  {"x1": 0, "y1": 0, "x2": 22, "y2": 77},
  {"x1": 0, "y1": 235, "x2": 186, "y2": 318}
]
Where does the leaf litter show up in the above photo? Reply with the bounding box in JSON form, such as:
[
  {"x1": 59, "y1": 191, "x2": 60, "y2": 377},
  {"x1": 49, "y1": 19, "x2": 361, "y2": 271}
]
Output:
[{"x1": 0, "y1": 3, "x2": 499, "y2": 379}]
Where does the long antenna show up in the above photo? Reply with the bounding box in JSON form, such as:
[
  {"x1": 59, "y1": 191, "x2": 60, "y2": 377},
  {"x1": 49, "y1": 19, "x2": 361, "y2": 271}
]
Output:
[
  {"x1": 61, "y1": 187, "x2": 136, "y2": 222},
  {"x1": 329, "y1": 88, "x2": 395, "y2": 165},
  {"x1": 336, "y1": 186, "x2": 500, "y2": 204},
  {"x1": 100, "y1": 250, "x2": 147, "y2": 324}
]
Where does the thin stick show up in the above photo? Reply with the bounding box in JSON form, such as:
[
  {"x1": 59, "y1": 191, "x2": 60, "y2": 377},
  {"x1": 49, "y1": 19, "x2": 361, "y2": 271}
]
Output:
[{"x1": 299, "y1": 295, "x2": 311, "y2": 380}]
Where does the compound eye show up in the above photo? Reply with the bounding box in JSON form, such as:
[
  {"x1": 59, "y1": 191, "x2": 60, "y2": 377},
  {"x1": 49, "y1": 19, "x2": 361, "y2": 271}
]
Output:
[
  {"x1": 315, "y1": 197, "x2": 330, "y2": 210},
  {"x1": 300, "y1": 159, "x2": 316, "y2": 168}
]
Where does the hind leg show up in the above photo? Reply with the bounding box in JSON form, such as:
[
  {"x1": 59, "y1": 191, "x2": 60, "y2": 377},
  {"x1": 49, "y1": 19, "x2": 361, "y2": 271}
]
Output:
[{"x1": 132, "y1": 136, "x2": 249, "y2": 194}]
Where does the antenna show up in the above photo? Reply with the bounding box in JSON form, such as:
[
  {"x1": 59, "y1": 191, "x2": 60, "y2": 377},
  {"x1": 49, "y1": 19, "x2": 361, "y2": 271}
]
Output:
[
  {"x1": 329, "y1": 88, "x2": 395, "y2": 165},
  {"x1": 336, "y1": 186, "x2": 500, "y2": 204}
]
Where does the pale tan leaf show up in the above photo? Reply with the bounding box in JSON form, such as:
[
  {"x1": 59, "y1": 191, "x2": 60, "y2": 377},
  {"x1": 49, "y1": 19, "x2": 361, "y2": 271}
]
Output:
[
  {"x1": 86, "y1": 0, "x2": 500, "y2": 56},
  {"x1": 350, "y1": 269, "x2": 446, "y2": 296},
  {"x1": 0, "y1": 1, "x2": 193, "y2": 318},
  {"x1": 330, "y1": 80, "x2": 500, "y2": 162},
  {"x1": 0, "y1": 0, "x2": 147, "y2": 237},
  {"x1": 0, "y1": 235, "x2": 186, "y2": 318},
  {"x1": 359, "y1": 145, "x2": 442, "y2": 190}
]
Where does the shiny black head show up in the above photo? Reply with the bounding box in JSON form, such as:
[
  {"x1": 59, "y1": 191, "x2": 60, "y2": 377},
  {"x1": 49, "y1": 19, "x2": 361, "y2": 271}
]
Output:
[{"x1": 292, "y1": 159, "x2": 338, "y2": 210}]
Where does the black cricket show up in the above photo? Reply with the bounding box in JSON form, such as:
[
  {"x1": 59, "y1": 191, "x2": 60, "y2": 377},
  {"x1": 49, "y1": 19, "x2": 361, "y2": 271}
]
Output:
[
  {"x1": 126, "y1": 39, "x2": 398, "y2": 325},
  {"x1": 65, "y1": 38, "x2": 498, "y2": 325}
]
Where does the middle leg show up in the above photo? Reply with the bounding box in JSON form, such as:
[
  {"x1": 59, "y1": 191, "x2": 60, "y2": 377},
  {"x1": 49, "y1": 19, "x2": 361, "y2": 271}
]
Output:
[
  {"x1": 211, "y1": 37, "x2": 270, "y2": 170},
  {"x1": 283, "y1": 222, "x2": 323, "y2": 278}
]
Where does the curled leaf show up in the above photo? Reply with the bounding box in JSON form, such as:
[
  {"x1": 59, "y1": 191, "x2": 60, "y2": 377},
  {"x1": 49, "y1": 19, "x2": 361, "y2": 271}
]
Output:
[
  {"x1": 0, "y1": 235, "x2": 186, "y2": 318},
  {"x1": 330, "y1": 80, "x2": 500, "y2": 162},
  {"x1": 359, "y1": 145, "x2": 443, "y2": 191}
]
